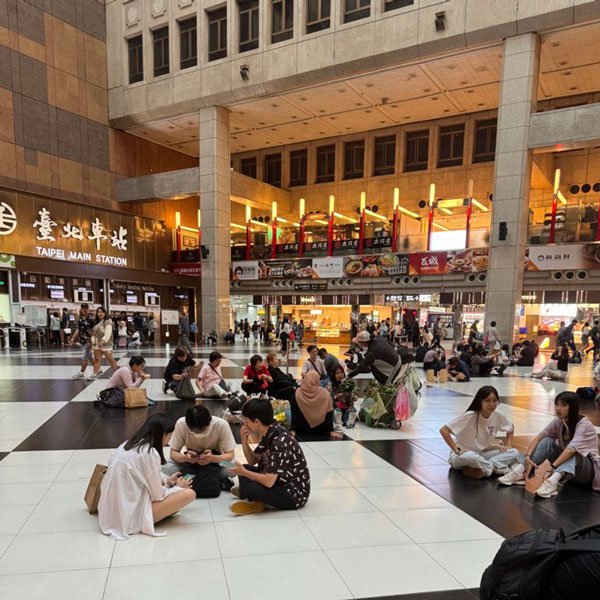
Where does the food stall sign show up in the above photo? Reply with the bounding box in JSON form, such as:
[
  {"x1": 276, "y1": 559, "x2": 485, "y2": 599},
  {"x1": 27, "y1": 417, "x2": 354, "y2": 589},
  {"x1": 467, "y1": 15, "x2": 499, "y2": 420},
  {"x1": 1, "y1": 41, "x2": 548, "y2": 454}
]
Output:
[{"x1": 304, "y1": 212, "x2": 328, "y2": 221}]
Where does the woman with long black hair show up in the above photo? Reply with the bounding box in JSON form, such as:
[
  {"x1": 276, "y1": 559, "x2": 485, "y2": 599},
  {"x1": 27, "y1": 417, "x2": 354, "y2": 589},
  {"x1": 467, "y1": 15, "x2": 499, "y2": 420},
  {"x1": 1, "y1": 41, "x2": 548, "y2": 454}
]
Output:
[
  {"x1": 439, "y1": 385, "x2": 519, "y2": 479},
  {"x1": 89, "y1": 306, "x2": 118, "y2": 380},
  {"x1": 98, "y1": 413, "x2": 195, "y2": 540},
  {"x1": 498, "y1": 391, "x2": 600, "y2": 498}
]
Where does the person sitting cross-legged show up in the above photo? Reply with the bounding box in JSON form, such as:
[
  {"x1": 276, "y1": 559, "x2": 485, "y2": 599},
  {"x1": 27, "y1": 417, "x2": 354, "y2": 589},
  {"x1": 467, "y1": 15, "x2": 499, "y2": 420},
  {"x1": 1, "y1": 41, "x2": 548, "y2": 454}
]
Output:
[
  {"x1": 196, "y1": 351, "x2": 230, "y2": 398},
  {"x1": 439, "y1": 385, "x2": 520, "y2": 479},
  {"x1": 226, "y1": 398, "x2": 310, "y2": 515}
]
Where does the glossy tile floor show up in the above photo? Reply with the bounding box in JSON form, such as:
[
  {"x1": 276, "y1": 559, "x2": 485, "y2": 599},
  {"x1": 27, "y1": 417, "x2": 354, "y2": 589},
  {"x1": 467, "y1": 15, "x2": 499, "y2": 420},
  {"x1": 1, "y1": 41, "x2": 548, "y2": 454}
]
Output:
[{"x1": 0, "y1": 343, "x2": 599, "y2": 600}]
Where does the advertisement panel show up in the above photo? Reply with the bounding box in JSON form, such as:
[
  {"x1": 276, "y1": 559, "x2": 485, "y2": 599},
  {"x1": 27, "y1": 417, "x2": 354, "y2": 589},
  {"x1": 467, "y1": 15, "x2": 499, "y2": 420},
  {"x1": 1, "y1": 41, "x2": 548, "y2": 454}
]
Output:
[
  {"x1": 342, "y1": 253, "x2": 409, "y2": 277},
  {"x1": 409, "y1": 248, "x2": 489, "y2": 275},
  {"x1": 526, "y1": 243, "x2": 600, "y2": 270},
  {"x1": 231, "y1": 261, "x2": 259, "y2": 280},
  {"x1": 312, "y1": 257, "x2": 345, "y2": 278},
  {"x1": 257, "y1": 259, "x2": 315, "y2": 279}
]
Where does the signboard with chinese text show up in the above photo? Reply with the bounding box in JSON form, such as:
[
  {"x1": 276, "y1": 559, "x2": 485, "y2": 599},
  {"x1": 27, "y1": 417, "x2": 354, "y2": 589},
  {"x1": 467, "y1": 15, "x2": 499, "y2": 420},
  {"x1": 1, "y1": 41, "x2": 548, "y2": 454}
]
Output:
[
  {"x1": 294, "y1": 283, "x2": 329, "y2": 291},
  {"x1": 343, "y1": 254, "x2": 409, "y2": 277},
  {"x1": 170, "y1": 263, "x2": 201, "y2": 277},
  {"x1": 409, "y1": 248, "x2": 489, "y2": 275},
  {"x1": 232, "y1": 261, "x2": 259, "y2": 280},
  {"x1": 526, "y1": 243, "x2": 600, "y2": 270},
  {"x1": 312, "y1": 257, "x2": 344, "y2": 279}
]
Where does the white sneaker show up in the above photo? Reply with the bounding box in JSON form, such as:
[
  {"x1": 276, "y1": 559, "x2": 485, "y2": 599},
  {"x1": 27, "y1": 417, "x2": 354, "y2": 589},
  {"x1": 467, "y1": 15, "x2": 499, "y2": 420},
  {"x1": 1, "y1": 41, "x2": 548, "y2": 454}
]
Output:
[
  {"x1": 97, "y1": 369, "x2": 104, "y2": 376},
  {"x1": 535, "y1": 480, "x2": 559, "y2": 498},
  {"x1": 72, "y1": 372, "x2": 84, "y2": 380},
  {"x1": 497, "y1": 468, "x2": 525, "y2": 486},
  {"x1": 86, "y1": 373, "x2": 97, "y2": 381}
]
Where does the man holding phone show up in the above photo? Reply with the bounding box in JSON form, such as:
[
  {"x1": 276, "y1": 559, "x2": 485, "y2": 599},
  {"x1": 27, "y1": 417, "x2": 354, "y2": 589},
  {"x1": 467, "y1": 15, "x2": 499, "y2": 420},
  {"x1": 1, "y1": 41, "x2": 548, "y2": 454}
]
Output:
[{"x1": 169, "y1": 405, "x2": 236, "y2": 497}]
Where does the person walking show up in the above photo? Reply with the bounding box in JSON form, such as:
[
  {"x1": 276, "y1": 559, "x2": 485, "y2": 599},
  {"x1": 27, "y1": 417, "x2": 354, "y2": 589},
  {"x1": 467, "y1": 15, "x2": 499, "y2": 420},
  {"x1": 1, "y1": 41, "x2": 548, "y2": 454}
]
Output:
[
  {"x1": 178, "y1": 311, "x2": 193, "y2": 355},
  {"x1": 70, "y1": 303, "x2": 97, "y2": 379},
  {"x1": 49, "y1": 312, "x2": 61, "y2": 346},
  {"x1": 89, "y1": 306, "x2": 118, "y2": 380}
]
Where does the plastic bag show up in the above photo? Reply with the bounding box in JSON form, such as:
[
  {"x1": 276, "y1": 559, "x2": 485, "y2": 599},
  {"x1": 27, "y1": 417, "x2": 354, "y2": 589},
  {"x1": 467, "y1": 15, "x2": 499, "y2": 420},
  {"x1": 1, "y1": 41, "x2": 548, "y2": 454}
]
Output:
[{"x1": 394, "y1": 385, "x2": 411, "y2": 421}]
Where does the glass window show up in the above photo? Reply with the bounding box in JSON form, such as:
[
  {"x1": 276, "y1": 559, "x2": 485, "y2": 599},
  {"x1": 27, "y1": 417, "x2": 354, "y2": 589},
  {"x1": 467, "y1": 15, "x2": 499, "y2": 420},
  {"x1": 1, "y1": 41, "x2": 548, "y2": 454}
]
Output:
[
  {"x1": 179, "y1": 17, "x2": 197, "y2": 69},
  {"x1": 384, "y1": 0, "x2": 414, "y2": 12},
  {"x1": 239, "y1": 0, "x2": 259, "y2": 53},
  {"x1": 343, "y1": 0, "x2": 370, "y2": 24},
  {"x1": 272, "y1": 0, "x2": 294, "y2": 43},
  {"x1": 240, "y1": 157, "x2": 258, "y2": 179},
  {"x1": 438, "y1": 124, "x2": 465, "y2": 168},
  {"x1": 208, "y1": 7, "x2": 227, "y2": 61},
  {"x1": 289, "y1": 149, "x2": 308, "y2": 186},
  {"x1": 473, "y1": 119, "x2": 497, "y2": 164},
  {"x1": 316, "y1": 144, "x2": 335, "y2": 183},
  {"x1": 373, "y1": 135, "x2": 396, "y2": 176},
  {"x1": 306, "y1": 0, "x2": 330, "y2": 34},
  {"x1": 264, "y1": 153, "x2": 282, "y2": 187},
  {"x1": 343, "y1": 140, "x2": 364, "y2": 180},
  {"x1": 153, "y1": 26, "x2": 169, "y2": 77},
  {"x1": 127, "y1": 35, "x2": 143, "y2": 84},
  {"x1": 404, "y1": 130, "x2": 429, "y2": 172}
]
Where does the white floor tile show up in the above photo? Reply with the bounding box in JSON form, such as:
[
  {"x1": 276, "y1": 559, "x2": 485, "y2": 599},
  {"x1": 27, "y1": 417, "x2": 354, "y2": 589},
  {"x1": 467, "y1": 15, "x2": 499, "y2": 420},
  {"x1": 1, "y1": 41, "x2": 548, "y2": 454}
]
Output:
[
  {"x1": 358, "y1": 485, "x2": 449, "y2": 511},
  {"x1": 39, "y1": 481, "x2": 89, "y2": 506},
  {"x1": 0, "y1": 535, "x2": 13, "y2": 556},
  {"x1": 209, "y1": 493, "x2": 300, "y2": 522},
  {"x1": 0, "y1": 482, "x2": 51, "y2": 506},
  {"x1": 67, "y1": 449, "x2": 114, "y2": 464},
  {"x1": 299, "y1": 487, "x2": 378, "y2": 516},
  {"x1": 0, "y1": 464, "x2": 64, "y2": 485},
  {"x1": 0, "y1": 531, "x2": 115, "y2": 574},
  {"x1": 104, "y1": 560, "x2": 229, "y2": 600},
  {"x1": 309, "y1": 469, "x2": 352, "y2": 490},
  {"x1": 304, "y1": 453, "x2": 332, "y2": 470},
  {"x1": 386, "y1": 507, "x2": 500, "y2": 543},
  {"x1": 303, "y1": 512, "x2": 412, "y2": 549},
  {"x1": 55, "y1": 462, "x2": 100, "y2": 483},
  {"x1": 421, "y1": 538, "x2": 504, "y2": 588},
  {"x1": 20, "y1": 504, "x2": 100, "y2": 535},
  {"x1": 224, "y1": 551, "x2": 351, "y2": 600},
  {"x1": 0, "y1": 506, "x2": 35, "y2": 535},
  {"x1": 0, "y1": 568, "x2": 108, "y2": 600},
  {"x1": 216, "y1": 517, "x2": 319, "y2": 558},
  {"x1": 111, "y1": 522, "x2": 220, "y2": 567},
  {"x1": 0, "y1": 451, "x2": 74, "y2": 466},
  {"x1": 337, "y1": 467, "x2": 418, "y2": 487},
  {"x1": 326, "y1": 544, "x2": 462, "y2": 597},
  {"x1": 321, "y1": 450, "x2": 392, "y2": 469}
]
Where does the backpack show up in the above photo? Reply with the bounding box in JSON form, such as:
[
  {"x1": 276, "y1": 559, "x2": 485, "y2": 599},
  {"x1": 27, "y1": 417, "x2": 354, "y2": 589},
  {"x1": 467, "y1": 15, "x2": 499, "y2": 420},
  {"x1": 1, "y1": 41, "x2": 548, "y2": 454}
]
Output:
[
  {"x1": 480, "y1": 524, "x2": 600, "y2": 600},
  {"x1": 576, "y1": 386, "x2": 595, "y2": 400}
]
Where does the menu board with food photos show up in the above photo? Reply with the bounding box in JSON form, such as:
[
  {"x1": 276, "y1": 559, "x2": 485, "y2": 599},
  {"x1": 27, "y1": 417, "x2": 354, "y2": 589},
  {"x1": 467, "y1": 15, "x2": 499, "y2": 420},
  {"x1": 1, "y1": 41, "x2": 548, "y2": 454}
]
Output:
[{"x1": 342, "y1": 254, "x2": 409, "y2": 278}]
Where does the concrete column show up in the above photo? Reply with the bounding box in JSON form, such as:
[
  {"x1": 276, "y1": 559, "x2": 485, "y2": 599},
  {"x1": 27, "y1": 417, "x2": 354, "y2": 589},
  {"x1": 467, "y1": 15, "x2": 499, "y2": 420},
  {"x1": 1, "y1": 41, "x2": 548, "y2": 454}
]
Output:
[
  {"x1": 199, "y1": 106, "x2": 231, "y2": 336},
  {"x1": 485, "y1": 33, "x2": 541, "y2": 343}
]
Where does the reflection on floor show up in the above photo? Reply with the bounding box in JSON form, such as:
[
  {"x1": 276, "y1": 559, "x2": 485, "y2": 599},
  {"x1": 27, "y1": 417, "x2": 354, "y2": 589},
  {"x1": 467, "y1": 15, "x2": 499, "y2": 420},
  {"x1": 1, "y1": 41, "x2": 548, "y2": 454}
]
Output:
[{"x1": 0, "y1": 343, "x2": 599, "y2": 600}]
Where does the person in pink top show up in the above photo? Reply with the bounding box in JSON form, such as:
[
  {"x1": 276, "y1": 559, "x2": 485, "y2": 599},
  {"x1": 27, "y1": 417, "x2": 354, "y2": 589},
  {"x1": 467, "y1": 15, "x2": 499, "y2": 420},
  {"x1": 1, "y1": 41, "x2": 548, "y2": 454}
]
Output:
[
  {"x1": 196, "y1": 351, "x2": 230, "y2": 398},
  {"x1": 107, "y1": 356, "x2": 150, "y2": 389},
  {"x1": 498, "y1": 391, "x2": 600, "y2": 498}
]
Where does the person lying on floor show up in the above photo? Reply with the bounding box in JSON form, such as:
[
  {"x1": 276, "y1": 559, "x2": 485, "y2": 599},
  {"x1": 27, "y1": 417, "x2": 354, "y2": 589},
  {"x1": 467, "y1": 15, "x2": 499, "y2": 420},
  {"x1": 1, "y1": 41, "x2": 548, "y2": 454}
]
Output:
[
  {"x1": 169, "y1": 405, "x2": 236, "y2": 497},
  {"x1": 498, "y1": 391, "x2": 600, "y2": 498},
  {"x1": 226, "y1": 398, "x2": 310, "y2": 515},
  {"x1": 266, "y1": 352, "x2": 297, "y2": 402},
  {"x1": 291, "y1": 370, "x2": 344, "y2": 440},
  {"x1": 98, "y1": 413, "x2": 195, "y2": 540},
  {"x1": 439, "y1": 385, "x2": 519, "y2": 479},
  {"x1": 196, "y1": 351, "x2": 230, "y2": 398},
  {"x1": 531, "y1": 344, "x2": 569, "y2": 380}
]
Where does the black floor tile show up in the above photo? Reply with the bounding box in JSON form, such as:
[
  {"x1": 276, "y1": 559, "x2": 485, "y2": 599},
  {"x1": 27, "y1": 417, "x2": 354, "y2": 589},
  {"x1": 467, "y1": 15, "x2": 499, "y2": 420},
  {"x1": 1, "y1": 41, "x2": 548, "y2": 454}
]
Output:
[
  {"x1": 0, "y1": 380, "x2": 89, "y2": 402},
  {"x1": 0, "y1": 452, "x2": 8, "y2": 462},
  {"x1": 357, "y1": 589, "x2": 478, "y2": 600}
]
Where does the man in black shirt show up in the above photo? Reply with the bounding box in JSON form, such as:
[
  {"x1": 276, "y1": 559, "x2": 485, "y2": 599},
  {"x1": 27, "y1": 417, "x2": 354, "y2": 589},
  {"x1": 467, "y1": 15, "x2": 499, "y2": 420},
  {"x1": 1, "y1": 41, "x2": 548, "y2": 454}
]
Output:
[
  {"x1": 517, "y1": 341, "x2": 535, "y2": 367},
  {"x1": 163, "y1": 346, "x2": 196, "y2": 393},
  {"x1": 70, "y1": 303, "x2": 96, "y2": 380}
]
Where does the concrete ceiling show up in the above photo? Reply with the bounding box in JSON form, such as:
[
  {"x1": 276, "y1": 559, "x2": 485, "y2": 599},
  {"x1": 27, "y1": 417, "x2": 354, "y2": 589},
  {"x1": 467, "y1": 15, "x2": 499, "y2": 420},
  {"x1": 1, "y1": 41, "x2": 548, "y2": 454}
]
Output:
[{"x1": 124, "y1": 22, "x2": 600, "y2": 157}]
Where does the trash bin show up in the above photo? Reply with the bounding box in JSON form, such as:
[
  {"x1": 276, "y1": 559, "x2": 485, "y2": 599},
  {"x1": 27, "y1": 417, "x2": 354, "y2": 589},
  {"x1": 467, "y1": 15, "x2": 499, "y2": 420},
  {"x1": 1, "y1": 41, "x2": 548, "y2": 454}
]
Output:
[
  {"x1": 9, "y1": 327, "x2": 22, "y2": 349},
  {"x1": 26, "y1": 328, "x2": 42, "y2": 348}
]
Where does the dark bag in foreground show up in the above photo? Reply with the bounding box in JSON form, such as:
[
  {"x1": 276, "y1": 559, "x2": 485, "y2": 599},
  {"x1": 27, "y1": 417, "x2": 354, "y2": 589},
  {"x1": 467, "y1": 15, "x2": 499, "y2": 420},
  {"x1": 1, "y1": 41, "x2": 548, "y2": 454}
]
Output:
[
  {"x1": 98, "y1": 386, "x2": 125, "y2": 408},
  {"x1": 479, "y1": 524, "x2": 600, "y2": 600},
  {"x1": 175, "y1": 377, "x2": 196, "y2": 400},
  {"x1": 184, "y1": 462, "x2": 222, "y2": 498}
]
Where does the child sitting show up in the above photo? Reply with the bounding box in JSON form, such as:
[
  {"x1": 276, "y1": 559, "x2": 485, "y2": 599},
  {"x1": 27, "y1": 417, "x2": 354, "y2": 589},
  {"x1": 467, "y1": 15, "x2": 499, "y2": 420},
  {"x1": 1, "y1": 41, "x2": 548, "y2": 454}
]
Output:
[{"x1": 328, "y1": 365, "x2": 358, "y2": 428}]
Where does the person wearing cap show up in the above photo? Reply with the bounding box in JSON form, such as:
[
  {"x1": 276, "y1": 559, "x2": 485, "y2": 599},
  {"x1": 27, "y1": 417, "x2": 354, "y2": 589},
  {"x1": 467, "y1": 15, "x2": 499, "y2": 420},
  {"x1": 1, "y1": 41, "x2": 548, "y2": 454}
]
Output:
[
  {"x1": 196, "y1": 351, "x2": 230, "y2": 398},
  {"x1": 347, "y1": 331, "x2": 404, "y2": 385}
]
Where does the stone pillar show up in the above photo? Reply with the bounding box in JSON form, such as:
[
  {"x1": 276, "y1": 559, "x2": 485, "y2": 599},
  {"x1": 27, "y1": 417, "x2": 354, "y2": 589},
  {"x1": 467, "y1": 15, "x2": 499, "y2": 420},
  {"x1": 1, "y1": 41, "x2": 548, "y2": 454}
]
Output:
[
  {"x1": 199, "y1": 106, "x2": 231, "y2": 336},
  {"x1": 485, "y1": 34, "x2": 540, "y2": 343}
]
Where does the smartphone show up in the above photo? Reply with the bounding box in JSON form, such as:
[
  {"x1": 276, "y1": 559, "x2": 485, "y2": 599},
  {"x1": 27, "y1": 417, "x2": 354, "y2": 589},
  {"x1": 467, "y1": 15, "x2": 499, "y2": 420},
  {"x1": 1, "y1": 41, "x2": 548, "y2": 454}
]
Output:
[
  {"x1": 181, "y1": 473, "x2": 195, "y2": 481},
  {"x1": 186, "y1": 450, "x2": 198, "y2": 458},
  {"x1": 219, "y1": 460, "x2": 237, "y2": 468}
]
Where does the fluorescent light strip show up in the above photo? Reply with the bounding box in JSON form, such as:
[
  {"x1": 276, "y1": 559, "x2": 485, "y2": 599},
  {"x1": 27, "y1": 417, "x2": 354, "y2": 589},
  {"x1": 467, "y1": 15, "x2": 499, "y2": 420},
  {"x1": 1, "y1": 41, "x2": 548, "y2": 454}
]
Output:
[
  {"x1": 557, "y1": 191, "x2": 568, "y2": 206},
  {"x1": 471, "y1": 198, "x2": 488, "y2": 212},
  {"x1": 439, "y1": 207, "x2": 453, "y2": 215},
  {"x1": 364, "y1": 209, "x2": 388, "y2": 222},
  {"x1": 230, "y1": 223, "x2": 246, "y2": 231},
  {"x1": 250, "y1": 219, "x2": 270, "y2": 228},
  {"x1": 397, "y1": 205, "x2": 420, "y2": 219},
  {"x1": 433, "y1": 222, "x2": 449, "y2": 231},
  {"x1": 334, "y1": 212, "x2": 358, "y2": 223}
]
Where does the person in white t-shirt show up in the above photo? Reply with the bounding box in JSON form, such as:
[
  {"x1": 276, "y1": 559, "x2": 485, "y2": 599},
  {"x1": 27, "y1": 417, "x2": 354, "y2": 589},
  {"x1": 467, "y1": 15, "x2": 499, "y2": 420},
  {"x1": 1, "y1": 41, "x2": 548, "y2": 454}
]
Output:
[{"x1": 439, "y1": 385, "x2": 520, "y2": 479}]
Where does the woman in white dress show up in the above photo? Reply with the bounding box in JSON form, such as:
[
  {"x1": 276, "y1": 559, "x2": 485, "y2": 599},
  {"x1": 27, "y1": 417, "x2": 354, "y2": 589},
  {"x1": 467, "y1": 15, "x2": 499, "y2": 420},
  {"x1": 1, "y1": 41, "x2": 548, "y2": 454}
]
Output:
[{"x1": 98, "y1": 413, "x2": 195, "y2": 541}]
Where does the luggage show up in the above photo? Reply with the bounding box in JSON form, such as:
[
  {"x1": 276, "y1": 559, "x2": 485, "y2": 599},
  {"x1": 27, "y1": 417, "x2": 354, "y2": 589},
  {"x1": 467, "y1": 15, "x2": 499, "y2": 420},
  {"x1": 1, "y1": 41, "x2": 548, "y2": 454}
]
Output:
[
  {"x1": 480, "y1": 523, "x2": 600, "y2": 600},
  {"x1": 124, "y1": 387, "x2": 148, "y2": 408},
  {"x1": 84, "y1": 464, "x2": 107, "y2": 514}
]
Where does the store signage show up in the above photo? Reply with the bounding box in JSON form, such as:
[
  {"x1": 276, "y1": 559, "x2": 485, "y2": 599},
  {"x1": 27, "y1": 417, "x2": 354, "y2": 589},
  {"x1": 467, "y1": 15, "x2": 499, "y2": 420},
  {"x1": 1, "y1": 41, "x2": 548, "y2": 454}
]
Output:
[
  {"x1": 170, "y1": 262, "x2": 201, "y2": 277},
  {"x1": 526, "y1": 243, "x2": 600, "y2": 271},
  {"x1": 384, "y1": 294, "x2": 420, "y2": 303},
  {"x1": 303, "y1": 212, "x2": 328, "y2": 221},
  {"x1": 312, "y1": 257, "x2": 344, "y2": 278},
  {"x1": 294, "y1": 283, "x2": 329, "y2": 291},
  {"x1": 343, "y1": 254, "x2": 409, "y2": 277},
  {"x1": 409, "y1": 248, "x2": 489, "y2": 275},
  {"x1": 232, "y1": 261, "x2": 259, "y2": 280}
]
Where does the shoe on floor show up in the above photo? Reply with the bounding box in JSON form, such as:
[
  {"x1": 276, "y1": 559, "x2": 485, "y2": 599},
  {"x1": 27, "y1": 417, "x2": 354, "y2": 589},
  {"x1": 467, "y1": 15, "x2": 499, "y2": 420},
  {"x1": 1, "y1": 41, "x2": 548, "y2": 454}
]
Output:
[
  {"x1": 162, "y1": 381, "x2": 168, "y2": 394},
  {"x1": 229, "y1": 500, "x2": 266, "y2": 515},
  {"x1": 498, "y1": 469, "x2": 525, "y2": 486},
  {"x1": 86, "y1": 373, "x2": 97, "y2": 381},
  {"x1": 462, "y1": 467, "x2": 486, "y2": 479},
  {"x1": 230, "y1": 486, "x2": 240, "y2": 498},
  {"x1": 72, "y1": 372, "x2": 84, "y2": 380},
  {"x1": 535, "y1": 480, "x2": 559, "y2": 498},
  {"x1": 97, "y1": 369, "x2": 104, "y2": 376}
]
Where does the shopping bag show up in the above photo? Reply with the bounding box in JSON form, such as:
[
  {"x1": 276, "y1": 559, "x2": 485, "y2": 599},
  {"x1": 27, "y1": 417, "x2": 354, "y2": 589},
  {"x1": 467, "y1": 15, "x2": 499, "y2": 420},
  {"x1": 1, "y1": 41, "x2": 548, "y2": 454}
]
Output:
[
  {"x1": 175, "y1": 377, "x2": 197, "y2": 400},
  {"x1": 426, "y1": 369, "x2": 435, "y2": 384},
  {"x1": 84, "y1": 464, "x2": 107, "y2": 514},
  {"x1": 393, "y1": 385, "x2": 411, "y2": 421},
  {"x1": 525, "y1": 459, "x2": 553, "y2": 495},
  {"x1": 124, "y1": 387, "x2": 148, "y2": 408},
  {"x1": 438, "y1": 368, "x2": 448, "y2": 383}
]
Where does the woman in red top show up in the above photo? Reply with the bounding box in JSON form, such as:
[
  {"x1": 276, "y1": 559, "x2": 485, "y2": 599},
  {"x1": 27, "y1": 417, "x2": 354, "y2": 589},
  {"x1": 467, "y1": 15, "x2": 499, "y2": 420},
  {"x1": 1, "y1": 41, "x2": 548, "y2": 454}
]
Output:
[{"x1": 242, "y1": 354, "x2": 273, "y2": 395}]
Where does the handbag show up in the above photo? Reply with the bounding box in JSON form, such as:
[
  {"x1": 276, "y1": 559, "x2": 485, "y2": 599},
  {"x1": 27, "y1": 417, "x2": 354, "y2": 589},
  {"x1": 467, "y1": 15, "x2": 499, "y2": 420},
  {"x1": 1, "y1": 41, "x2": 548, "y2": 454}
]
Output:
[
  {"x1": 209, "y1": 364, "x2": 229, "y2": 391},
  {"x1": 124, "y1": 387, "x2": 147, "y2": 408},
  {"x1": 426, "y1": 369, "x2": 436, "y2": 384},
  {"x1": 98, "y1": 386, "x2": 125, "y2": 408},
  {"x1": 84, "y1": 464, "x2": 107, "y2": 514},
  {"x1": 438, "y1": 368, "x2": 448, "y2": 383},
  {"x1": 525, "y1": 459, "x2": 553, "y2": 495},
  {"x1": 175, "y1": 377, "x2": 197, "y2": 400}
]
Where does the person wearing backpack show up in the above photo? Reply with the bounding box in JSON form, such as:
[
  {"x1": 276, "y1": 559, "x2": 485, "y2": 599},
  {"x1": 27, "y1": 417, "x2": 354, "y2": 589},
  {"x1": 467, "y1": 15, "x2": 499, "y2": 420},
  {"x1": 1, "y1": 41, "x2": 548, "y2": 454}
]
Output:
[
  {"x1": 498, "y1": 391, "x2": 600, "y2": 497},
  {"x1": 439, "y1": 385, "x2": 520, "y2": 479}
]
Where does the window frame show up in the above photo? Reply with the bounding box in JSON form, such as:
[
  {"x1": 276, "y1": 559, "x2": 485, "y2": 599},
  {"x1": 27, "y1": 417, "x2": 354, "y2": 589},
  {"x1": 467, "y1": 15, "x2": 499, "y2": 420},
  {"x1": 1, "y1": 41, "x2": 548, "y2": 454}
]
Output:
[
  {"x1": 127, "y1": 35, "x2": 144, "y2": 84},
  {"x1": 438, "y1": 124, "x2": 465, "y2": 168},
  {"x1": 343, "y1": 0, "x2": 370, "y2": 24},
  {"x1": 472, "y1": 119, "x2": 497, "y2": 164},
  {"x1": 240, "y1": 157, "x2": 258, "y2": 179},
  {"x1": 207, "y1": 7, "x2": 228, "y2": 62},
  {"x1": 383, "y1": 0, "x2": 414, "y2": 13},
  {"x1": 238, "y1": 0, "x2": 259, "y2": 53},
  {"x1": 315, "y1": 144, "x2": 336, "y2": 183},
  {"x1": 404, "y1": 129, "x2": 429, "y2": 173},
  {"x1": 264, "y1": 153, "x2": 282, "y2": 188},
  {"x1": 179, "y1": 16, "x2": 197, "y2": 70},
  {"x1": 373, "y1": 134, "x2": 396, "y2": 176},
  {"x1": 343, "y1": 140, "x2": 365, "y2": 180},
  {"x1": 271, "y1": 0, "x2": 294, "y2": 44},
  {"x1": 306, "y1": 0, "x2": 330, "y2": 34},
  {"x1": 152, "y1": 26, "x2": 170, "y2": 77},
  {"x1": 289, "y1": 149, "x2": 308, "y2": 187}
]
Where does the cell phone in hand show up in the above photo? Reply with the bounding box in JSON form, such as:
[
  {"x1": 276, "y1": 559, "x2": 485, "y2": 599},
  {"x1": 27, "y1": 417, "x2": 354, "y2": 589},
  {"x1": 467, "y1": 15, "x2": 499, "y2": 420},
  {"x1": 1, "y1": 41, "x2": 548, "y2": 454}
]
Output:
[
  {"x1": 219, "y1": 460, "x2": 237, "y2": 468},
  {"x1": 181, "y1": 473, "x2": 195, "y2": 481},
  {"x1": 186, "y1": 450, "x2": 198, "y2": 458}
]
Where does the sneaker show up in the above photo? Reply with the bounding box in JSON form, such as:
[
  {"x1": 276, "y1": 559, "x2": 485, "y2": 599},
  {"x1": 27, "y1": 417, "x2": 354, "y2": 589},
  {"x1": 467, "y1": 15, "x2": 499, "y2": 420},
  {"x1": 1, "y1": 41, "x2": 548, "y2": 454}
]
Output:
[
  {"x1": 229, "y1": 500, "x2": 266, "y2": 515},
  {"x1": 462, "y1": 467, "x2": 486, "y2": 479},
  {"x1": 72, "y1": 372, "x2": 84, "y2": 380},
  {"x1": 162, "y1": 381, "x2": 168, "y2": 394},
  {"x1": 230, "y1": 486, "x2": 240, "y2": 498},
  {"x1": 97, "y1": 369, "x2": 104, "y2": 376},
  {"x1": 86, "y1": 373, "x2": 97, "y2": 381},
  {"x1": 498, "y1": 468, "x2": 526, "y2": 486},
  {"x1": 535, "y1": 480, "x2": 559, "y2": 499}
]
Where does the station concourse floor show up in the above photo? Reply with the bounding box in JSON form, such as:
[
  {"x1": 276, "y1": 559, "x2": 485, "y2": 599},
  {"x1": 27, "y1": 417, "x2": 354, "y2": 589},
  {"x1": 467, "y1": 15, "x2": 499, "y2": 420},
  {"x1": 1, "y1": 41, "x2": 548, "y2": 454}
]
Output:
[{"x1": 0, "y1": 342, "x2": 599, "y2": 600}]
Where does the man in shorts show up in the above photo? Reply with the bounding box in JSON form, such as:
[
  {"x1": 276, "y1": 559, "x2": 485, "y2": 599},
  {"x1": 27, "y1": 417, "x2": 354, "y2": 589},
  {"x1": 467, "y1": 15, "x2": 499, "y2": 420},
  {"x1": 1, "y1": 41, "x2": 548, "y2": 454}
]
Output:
[{"x1": 70, "y1": 303, "x2": 97, "y2": 380}]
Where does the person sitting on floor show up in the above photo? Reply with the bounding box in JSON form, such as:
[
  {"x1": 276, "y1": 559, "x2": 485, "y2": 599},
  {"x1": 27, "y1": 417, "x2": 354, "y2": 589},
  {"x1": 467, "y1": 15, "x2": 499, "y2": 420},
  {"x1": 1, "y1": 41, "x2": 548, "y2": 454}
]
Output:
[
  {"x1": 266, "y1": 352, "x2": 297, "y2": 402},
  {"x1": 106, "y1": 356, "x2": 150, "y2": 389},
  {"x1": 226, "y1": 398, "x2": 310, "y2": 515},
  {"x1": 224, "y1": 329, "x2": 236, "y2": 344},
  {"x1": 163, "y1": 346, "x2": 196, "y2": 394},
  {"x1": 301, "y1": 345, "x2": 327, "y2": 379},
  {"x1": 241, "y1": 354, "x2": 273, "y2": 395},
  {"x1": 169, "y1": 405, "x2": 236, "y2": 498},
  {"x1": 423, "y1": 346, "x2": 444, "y2": 378},
  {"x1": 291, "y1": 371, "x2": 343, "y2": 440},
  {"x1": 439, "y1": 385, "x2": 520, "y2": 479},
  {"x1": 196, "y1": 351, "x2": 230, "y2": 398},
  {"x1": 498, "y1": 391, "x2": 600, "y2": 498},
  {"x1": 328, "y1": 364, "x2": 358, "y2": 428},
  {"x1": 414, "y1": 342, "x2": 429, "y2": 364},
  {"x1": 470, "y1": 346, "x2": 499, "y2": 377},
  {"x1": 459, "y1": 344, "x2": 473, "y2": 369},
  {"x1": 319, "y1": 347, "x2": 341, "y2": 372},
  {"x1": 447, "y1": 356, "x2": 470, "y2": 382},
  {"x1": 532, "y1": 344, "x2": 569, "y2": 380},
  {"x1": 516, "y1": 340, "x2": 535, "y2": 367},
  {"x1": 98, "y1": 413, "x2": 195, "y2": 540}
]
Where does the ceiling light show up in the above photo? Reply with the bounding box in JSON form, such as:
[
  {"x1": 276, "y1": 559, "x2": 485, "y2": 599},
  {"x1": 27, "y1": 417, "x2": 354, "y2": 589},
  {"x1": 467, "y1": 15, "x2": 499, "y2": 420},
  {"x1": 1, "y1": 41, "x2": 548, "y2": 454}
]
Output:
[
  {"x1": 471, "y1": 198, "x2": 488, "y2": 212},
  {"x1": 397, "y1": 206, "x2": 420, "y2": 219}
]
